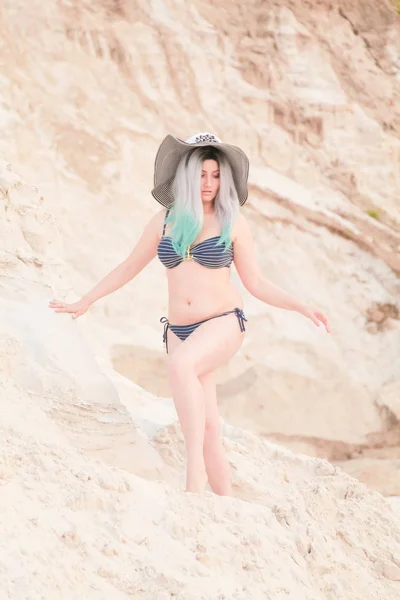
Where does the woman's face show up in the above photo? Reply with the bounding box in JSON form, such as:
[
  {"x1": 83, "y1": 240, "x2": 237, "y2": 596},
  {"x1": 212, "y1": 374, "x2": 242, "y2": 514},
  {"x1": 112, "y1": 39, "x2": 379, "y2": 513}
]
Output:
[{"x1": 201, "y1": 159, "x2": 220, "y2": 203}]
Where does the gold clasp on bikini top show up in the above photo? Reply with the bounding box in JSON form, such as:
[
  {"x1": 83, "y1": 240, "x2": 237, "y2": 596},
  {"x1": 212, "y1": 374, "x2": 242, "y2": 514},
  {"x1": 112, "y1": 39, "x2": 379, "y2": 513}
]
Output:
[{"x1": 185, "y1": 245, "x2": 193, "y2": 261}]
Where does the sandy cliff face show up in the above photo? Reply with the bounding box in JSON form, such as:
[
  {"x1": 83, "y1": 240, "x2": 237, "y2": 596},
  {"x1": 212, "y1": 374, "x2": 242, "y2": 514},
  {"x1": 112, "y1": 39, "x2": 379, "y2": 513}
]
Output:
[{"x1": 1, "y1": 0, "x2": 400, "y2": 498}]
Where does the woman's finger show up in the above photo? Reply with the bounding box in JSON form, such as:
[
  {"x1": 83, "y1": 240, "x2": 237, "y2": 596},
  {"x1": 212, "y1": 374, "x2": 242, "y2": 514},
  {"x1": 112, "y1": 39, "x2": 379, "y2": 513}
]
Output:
[
  {"x1": 318, "y1": 313, "x2": 330, "y2": 332},
  {"x1": 316, "y1": 312, "x2": 331, "y2": 333},
  {"x1": 312, "y1": 315, "x2": 320, "y2": 326}
]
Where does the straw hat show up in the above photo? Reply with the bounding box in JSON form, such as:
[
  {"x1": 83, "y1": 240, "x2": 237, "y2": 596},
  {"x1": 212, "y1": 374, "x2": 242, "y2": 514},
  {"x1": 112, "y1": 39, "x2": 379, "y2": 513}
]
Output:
[{"x1": 151, "y1": 132, "x2": 249, "y2": 208}]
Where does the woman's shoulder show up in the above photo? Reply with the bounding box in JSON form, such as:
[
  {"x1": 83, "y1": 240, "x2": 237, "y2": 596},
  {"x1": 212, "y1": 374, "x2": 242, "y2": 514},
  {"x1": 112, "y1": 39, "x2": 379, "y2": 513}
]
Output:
[
  {"x1": 231, "y1": 212, "x2": 251, "y2": 242},
  {"x1": 143, "y1": 208, "x2": 169, "y2": 238},
  {"x1": 150, "y1": 208, "x2": 169, "y2": 225}
]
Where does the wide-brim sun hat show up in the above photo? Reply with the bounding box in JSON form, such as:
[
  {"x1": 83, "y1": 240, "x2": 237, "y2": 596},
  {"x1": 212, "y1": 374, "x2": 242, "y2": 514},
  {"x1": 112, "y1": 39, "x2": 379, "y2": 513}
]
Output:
[{"x1": 151, "y1": 132, "x2": 249, "y2": 208}]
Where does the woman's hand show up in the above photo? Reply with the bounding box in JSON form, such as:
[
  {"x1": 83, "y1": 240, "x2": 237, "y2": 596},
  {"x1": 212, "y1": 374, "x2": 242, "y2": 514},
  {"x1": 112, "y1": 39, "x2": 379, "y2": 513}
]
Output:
[
  {"x1": 48, "y1": 298, "x2": 91, "y2": 320},
  {"x1": 300, "y1": 305, "x2": 331, "y2": 333}
]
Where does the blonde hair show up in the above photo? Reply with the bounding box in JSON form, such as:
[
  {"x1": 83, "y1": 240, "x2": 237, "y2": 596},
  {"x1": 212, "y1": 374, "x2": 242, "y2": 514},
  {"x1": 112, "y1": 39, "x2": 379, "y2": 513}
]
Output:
[{"x1": 166, "y1": 147, "x2": 240, "y2": 257}]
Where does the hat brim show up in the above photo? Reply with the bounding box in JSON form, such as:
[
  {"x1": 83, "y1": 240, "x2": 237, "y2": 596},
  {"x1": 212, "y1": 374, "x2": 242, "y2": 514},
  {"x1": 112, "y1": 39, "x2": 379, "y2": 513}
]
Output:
[{"x1": 151, "y1": 135, "x2": 249, "y2": 208}]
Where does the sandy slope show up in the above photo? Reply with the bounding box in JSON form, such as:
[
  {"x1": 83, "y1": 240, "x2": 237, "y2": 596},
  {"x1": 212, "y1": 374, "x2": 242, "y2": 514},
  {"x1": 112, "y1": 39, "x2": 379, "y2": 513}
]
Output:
[{"x1": 1, "y1": 158, "x2": 400, "y2": 598}]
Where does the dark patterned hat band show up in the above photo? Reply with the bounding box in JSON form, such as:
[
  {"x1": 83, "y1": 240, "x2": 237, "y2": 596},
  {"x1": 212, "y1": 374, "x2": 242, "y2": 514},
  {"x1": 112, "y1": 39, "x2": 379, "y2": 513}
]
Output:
[{"x1": 185, "y1": 132, "x2": 222, "y2": 144}]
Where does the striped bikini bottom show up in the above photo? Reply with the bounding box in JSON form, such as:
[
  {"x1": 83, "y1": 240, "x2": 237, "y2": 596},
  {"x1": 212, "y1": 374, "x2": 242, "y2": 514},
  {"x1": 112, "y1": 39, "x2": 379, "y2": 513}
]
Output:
[{"x1": 160, "y1": 307, "x2": 247, "y2": 354}]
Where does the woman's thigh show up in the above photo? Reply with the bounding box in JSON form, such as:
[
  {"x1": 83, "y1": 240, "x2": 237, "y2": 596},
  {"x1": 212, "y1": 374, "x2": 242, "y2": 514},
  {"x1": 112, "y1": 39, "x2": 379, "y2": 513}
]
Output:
[
  {"x1": 166, "y1": 327, "x2": 183, "y2": 355},
  {"x1": 168, "y1": 313, "x2": 244, "y2": 376}
]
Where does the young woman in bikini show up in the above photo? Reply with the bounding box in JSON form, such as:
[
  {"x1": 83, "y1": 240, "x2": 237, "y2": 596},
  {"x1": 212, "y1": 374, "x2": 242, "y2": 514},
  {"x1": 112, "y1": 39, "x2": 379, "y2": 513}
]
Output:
[{"x1": 49, "y1": 132, "x2": 330, "y2": 496}]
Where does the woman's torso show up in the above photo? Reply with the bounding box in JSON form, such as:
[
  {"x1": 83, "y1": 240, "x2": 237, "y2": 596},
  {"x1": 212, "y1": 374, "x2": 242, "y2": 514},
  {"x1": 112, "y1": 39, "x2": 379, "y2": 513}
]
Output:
[{"x1": 157, "y1": 212, "x2": 242, "y2": 324}]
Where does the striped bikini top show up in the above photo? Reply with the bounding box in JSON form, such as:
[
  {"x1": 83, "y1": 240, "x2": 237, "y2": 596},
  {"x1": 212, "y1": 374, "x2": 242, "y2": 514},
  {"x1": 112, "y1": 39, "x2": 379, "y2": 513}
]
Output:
[{"x1": 157, "y1": 210, "x2": 234, "y2": 270}]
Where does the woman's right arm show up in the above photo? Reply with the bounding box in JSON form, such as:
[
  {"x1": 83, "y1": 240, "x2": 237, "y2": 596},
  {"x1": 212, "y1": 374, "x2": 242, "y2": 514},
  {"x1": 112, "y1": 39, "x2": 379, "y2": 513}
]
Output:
[{"x1": 49, "y1": 209, "x2": 165, "y2": 318}]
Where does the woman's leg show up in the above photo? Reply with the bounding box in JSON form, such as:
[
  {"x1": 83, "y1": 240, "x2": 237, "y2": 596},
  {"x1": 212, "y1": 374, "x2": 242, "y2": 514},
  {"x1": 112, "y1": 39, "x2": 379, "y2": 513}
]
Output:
[
  {"x1": 166, "y1": 328, "x2": 206, "y2": 492},
  {"x1": 199, "y1": 371, "x2": 232, "y2": 496},
  {"x1": 167, "y1": 313, "x2": 244, "y2": 493}
]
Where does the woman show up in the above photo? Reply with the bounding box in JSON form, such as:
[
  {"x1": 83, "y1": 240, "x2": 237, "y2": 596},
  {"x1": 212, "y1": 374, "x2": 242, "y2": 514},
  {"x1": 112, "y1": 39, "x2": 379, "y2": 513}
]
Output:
[{"x1": 49, "y1": 132, "x2": 330, "y2": 496}]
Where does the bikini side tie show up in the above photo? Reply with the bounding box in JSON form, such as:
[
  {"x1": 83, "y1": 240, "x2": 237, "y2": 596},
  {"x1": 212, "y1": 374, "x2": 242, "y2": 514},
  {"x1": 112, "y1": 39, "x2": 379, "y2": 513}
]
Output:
[
  {"x1": 160, "y1": 316, "x2": 169, "y2": 346},
  {"x1": 234, "y1": 307, "x2": 248, "y2": 332}
]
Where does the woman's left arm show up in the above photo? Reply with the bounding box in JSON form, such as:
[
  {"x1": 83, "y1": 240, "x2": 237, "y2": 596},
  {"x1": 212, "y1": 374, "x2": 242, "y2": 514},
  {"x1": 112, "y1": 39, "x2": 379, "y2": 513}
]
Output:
[{"x1": 233, "y1": 214, "x2": 330, "y2": 333}]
